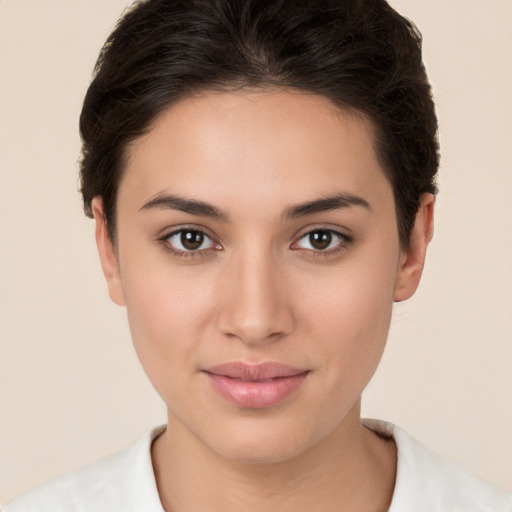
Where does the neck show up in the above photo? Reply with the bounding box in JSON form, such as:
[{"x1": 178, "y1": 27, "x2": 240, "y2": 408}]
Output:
[{"x1": 151, "y1": 404, "x2": 396, "y2": 512}]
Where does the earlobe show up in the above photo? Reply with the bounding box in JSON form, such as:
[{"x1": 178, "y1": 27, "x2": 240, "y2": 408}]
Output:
[
  {"x1": 394, "y1": 194, "x2": 435, "y2": 302},
  {"x1": 92, "y1": 198, "x2": 126, "y2": 307}
]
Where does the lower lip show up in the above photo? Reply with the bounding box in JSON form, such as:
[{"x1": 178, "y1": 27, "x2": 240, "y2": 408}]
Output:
[{"x1": 204, "y1": 372, "x2": 309, "y2": 408}]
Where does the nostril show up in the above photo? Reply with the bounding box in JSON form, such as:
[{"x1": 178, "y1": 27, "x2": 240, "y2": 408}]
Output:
[
  {"x1": 217, "y1": 306, "x2": 295, "y2": 346},
  {"x1": 215, "y1": 257, "x2": 296, "y2": 344}
]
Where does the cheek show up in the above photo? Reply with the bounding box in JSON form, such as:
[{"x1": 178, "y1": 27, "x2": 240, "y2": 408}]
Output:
[
  {"x1": 298, "y1": 253, "x2": 397, "y2": 391},
  {"x1": 120, "y1": 258, "x2": 217, "y2": 398}
]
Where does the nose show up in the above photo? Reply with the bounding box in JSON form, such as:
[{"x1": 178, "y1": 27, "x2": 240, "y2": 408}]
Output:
[{"x1": 216, "y1": 248, "x2": 295, "y2": 346}]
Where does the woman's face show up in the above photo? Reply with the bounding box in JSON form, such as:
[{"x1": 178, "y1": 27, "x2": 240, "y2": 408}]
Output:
[{"x1": 94, "y1": 90, "x2": 430, "y2": 463}]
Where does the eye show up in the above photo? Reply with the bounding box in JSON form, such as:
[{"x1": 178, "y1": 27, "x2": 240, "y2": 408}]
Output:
[
  {"x1": 165, "y1": 229, "x2": 219, "y2": 252},
  {"x1": 293, "y1": 229, "x2": 349, "y2": 252}
]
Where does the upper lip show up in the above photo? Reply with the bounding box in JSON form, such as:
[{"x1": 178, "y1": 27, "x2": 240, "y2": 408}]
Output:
[{"x1": 203, "y1": 362, "x2": 309, "y2": 381}]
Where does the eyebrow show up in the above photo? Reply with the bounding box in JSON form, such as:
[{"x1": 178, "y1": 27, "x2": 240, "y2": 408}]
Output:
[
  {"x1": 139, "y1": 191, "x2": 371, "y2": 221},
  {"x1": 140, "y1": 193, "x2": 229, "y2": 221},
  {"x1": 282, "y1": 193, "x2": 371, "y2": 219}
]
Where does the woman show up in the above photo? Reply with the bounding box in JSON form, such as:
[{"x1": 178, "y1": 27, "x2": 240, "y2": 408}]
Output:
[{"x1": 4, "y1": 0, "x2": 511, "y2": 510}]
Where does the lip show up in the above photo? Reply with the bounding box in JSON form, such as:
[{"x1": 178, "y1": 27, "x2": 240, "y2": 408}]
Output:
[{"x1": 202, "y1": 362, "x2": 310, "y2": 408}]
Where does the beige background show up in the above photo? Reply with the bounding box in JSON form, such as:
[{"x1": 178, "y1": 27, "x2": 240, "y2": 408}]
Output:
[{"x1": 1, "y1": 0, "x2": 511, "y2": 505}]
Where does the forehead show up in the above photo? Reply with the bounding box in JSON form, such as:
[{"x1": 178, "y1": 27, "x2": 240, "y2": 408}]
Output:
[{"x1": 119, "y1": 89, "x2": 392, "y2": 215}]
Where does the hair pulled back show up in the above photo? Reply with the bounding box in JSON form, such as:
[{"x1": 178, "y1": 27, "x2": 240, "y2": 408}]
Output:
[{"x1": 79, "y1": 0, "x2": 438, "y2": 246}]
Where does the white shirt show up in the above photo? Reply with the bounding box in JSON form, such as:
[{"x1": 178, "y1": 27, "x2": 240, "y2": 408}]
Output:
[{"x1": 4, "y1": 420, "x2": 512, "y2": 512}]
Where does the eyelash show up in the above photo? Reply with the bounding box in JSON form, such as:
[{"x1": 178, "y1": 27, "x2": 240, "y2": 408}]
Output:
[
  {"x1": 158, "y1": 227, "x2": 353, "y2": 260},
  {"x1": 158, "y1": 227, "x2": 220, "y2": 260},
  {"x1": 291, "y1": 228, "x2": 353, "y2": 258}
]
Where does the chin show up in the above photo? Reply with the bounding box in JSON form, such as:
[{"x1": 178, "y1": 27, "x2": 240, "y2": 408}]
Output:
[
  {"x1": 196, "y1": 411, "x2": 330, "y2": 466},
  {"x1": 213, "y1": 435, "x2": 310, "y2": 465}
]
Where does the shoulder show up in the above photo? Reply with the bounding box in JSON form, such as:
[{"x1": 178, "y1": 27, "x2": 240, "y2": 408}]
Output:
[
  {"x1": 3, "y1": 426, "x2": 165, "y2": 512},
  {"x1": 363, "y1": 419, "x2": 512, "y2": 512}
]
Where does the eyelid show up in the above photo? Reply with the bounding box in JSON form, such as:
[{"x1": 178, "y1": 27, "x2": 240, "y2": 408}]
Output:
[
  {"x1": 290, "y1": 226, "x2": 353, "y2": 254},
  {"x1": 156, "y1": 224, "x2": 353, "y2": 258},
  {"x1": 157, "y1": 225, "x2": 222, "y2": 256},
  {"x1": 291, "y1": 223, "x2": 353, "y2": 243},
  {"x1": 158, "y1": 223, "x2": 218, "y2": 242}
]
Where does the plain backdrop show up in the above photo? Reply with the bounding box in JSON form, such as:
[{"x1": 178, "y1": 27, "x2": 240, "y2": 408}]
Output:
[{"x1": 1, "y1": 0, "x2": 511, "y2": 505}]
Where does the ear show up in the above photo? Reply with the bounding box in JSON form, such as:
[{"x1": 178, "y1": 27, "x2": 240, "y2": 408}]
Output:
[
  {"x1": 394, "y1": 194, "x2": 435, "y2": 302},
  {"x1": 92, "y1": 197, "x2": 126, "y2": 306}
]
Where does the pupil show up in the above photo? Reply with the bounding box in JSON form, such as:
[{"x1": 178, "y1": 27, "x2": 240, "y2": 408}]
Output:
[
  {"x1": 181, "y1": 230, "x2": 203, "y2": 250},
  {"x1": 310, "y1": 230, "x2": 331, "y2": 250}
]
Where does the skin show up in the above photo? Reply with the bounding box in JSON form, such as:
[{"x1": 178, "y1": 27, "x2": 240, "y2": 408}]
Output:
[{"x1": 93, "y1": 90, "x2": 434, "y2": 511}]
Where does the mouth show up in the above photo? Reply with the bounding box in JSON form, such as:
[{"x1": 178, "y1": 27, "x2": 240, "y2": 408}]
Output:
[{"x1": 202, "y1": 362, "x2": 310, "y2": 408}]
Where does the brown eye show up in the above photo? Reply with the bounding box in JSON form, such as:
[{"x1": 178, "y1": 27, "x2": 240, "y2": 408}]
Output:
[
  {"x1": 165, "y1": 229, "x2": 217, "y2": 252},
  {"x1": 308, "y1": 230, "x2": 332, "y2": 250},
  {"x1": 181, "y1": 230, "x2": 204, "y2": 250},
  {"x1": 293, "y1": 229, "x2": 349, "y2": 253}
]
